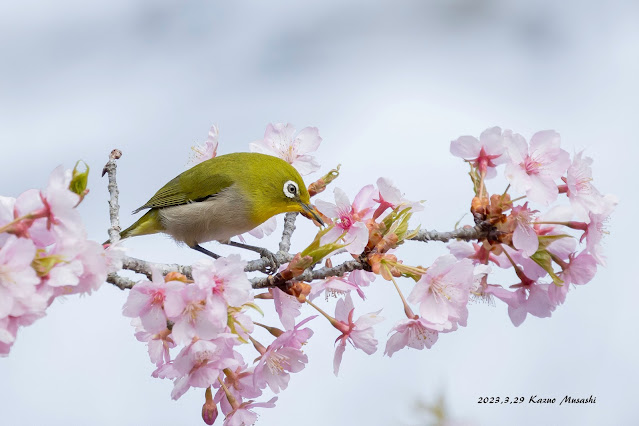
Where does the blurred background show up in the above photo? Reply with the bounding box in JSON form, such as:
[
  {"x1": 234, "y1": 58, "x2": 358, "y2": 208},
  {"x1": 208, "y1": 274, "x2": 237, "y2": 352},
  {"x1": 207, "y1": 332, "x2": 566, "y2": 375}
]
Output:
[{"x1": 1, "y1": 1, "x2": 637, "y2": 425}]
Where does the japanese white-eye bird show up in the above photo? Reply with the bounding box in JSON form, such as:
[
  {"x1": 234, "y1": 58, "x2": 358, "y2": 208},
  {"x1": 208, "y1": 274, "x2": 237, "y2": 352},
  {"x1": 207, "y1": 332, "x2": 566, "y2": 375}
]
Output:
[{"x1": 114, "y1": 152, "x2": 324, "y2": 260}]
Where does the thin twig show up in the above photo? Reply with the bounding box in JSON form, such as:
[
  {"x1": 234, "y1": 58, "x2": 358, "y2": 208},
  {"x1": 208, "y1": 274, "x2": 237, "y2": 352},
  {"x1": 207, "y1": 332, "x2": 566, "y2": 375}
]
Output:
[
  {"x1": 106, "y1": 273, "x2": 135, "y2": 290},
  {"x1": 122, "y1": 256, "x2": 193, "y2": 279},
  {"x1": 408, "y1": 226, "x2": 486, "y2": 243},
  {"x1": 278, "y1": 212, "x2": 297, "y2": 254},
  {"x1": 250, "y1": 260, "x2": 363, "y2": 289},
  {"x1": 102, "y1": 149, "x2": 123, "y2": 244}
]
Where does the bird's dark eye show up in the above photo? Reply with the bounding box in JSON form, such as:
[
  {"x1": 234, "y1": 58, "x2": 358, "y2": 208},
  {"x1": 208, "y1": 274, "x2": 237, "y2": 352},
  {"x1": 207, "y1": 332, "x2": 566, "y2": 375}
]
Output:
[{"x1": 283, "y1": 180, "x2": 299, "y2": 198}]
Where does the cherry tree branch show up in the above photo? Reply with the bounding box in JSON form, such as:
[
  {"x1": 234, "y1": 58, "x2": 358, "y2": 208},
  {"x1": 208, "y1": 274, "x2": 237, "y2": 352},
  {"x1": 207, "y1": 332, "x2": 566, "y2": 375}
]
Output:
[
  {"x1": 278, "y1": 212, "x2": 297, "y2": 254},
  {"x1": 250, "y1": 259, "x2": 363, "y2": 289},
  {"x1": 106, "y1": 273, "x2": 135, "y2": 290},
  {"x1": 102, "y1": 149, "x2": 122, "y2": 244},
  {"x1": 408, "y1": 225, "x2": 486, "y2": 243},
  {"x1": 101, "y1": 149, "x2": 494, "y2": 292}
]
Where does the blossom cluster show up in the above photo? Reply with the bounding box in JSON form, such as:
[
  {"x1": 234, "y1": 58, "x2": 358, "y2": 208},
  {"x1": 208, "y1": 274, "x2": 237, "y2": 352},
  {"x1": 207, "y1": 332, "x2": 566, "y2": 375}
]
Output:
[
  {"x1": 123, "y1": 255, "x2": 316, "y2": 425},
  {"x1": 0, "y1": 164, "x2": 112, "y2": 355},
  {"x1": 448, "y1": 127, "x2": 616, "y2": 326},
  {"x1": 267, "y1": 126, "x2": 615, "y2": 371}
]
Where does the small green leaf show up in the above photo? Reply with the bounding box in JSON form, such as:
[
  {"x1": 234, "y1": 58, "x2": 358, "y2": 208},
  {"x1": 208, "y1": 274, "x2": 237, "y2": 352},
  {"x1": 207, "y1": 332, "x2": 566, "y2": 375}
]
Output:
[
  {"x1": 69, "y1": 160, "x2": 90, "y2": 197},
  {"x1": 530, "y1": 249, "x2": 564, "y2": 285}
]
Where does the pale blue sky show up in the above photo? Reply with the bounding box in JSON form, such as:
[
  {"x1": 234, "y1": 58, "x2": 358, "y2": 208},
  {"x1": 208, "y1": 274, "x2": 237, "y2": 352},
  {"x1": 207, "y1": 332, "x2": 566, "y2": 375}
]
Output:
[{"x1": 1, "y1": 1, "x2": 637, "y2": 425}]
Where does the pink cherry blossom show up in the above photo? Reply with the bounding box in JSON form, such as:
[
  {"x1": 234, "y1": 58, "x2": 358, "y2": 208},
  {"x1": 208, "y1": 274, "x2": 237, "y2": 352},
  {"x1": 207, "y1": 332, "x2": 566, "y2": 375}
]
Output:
[
  {"x1": 163, "y1": 284, "x2": 227, "y2": 344},
  {"x1": 500, "y1": 245, "x2": 547, "y2": 282},
  {"x1": 16, "y1": 167, "x2": 84, "y2": 245},
  {"x1": 272, "y1": 287, "x2": 302, "y2": 330},
  {"x1": 316, "y1": 187, "x2": 372, "y2": 254},
  {"x1": 249, "y1": 123, "x2": 322, "y2": 175},
  {"x1": 450, "y1": 127, "x2": 507, "y2": 178},
  {"x1": 59, "y1": 239, "x2": 108, "y2": 296},
  {"x1": 509, "y1": 203, "x2": 539, "y2": 257},
  {"x1": 560, "y1": 251, "x2": 597, "y2": 286},
  {"x1": 332, "y1": 294, "x2": 384, "y2": 375},
  {"x1": 0, "y1": 236, "x2": 40, "y2": 319},
  {"x1": 309, "y1": 270, "x2": 374, "y2": 301},
  {"x1": 563, "y1": 151, "x2": 605, "y2": 219},
  {"x1": 154, "y1": 335, "x2": 240, "y2": 400},
  {"x1": 447, "y1": 241, "x2": 501, "y2": 266},
  {"x1": 253, "y1": 318, "x2": 314, "y2": 393},
  {"x1": 0, "y1": 316, "x2": 18, "y2": 355},
  {"x1": 580, "y1": 194, "x2": 617, "y2": 266},
  {"x1": 190, "y1": 125, "x2": 219, "y2": 165},
  {"x1": 243, "y1": 216, "x2": 277, "y2": 240},
  {"x1": 547, "y1": 251, "x2": 597, "y2": 305},
  {"x1": 132, "y1": 318, "x2": 176, "y2": 367},
  {"x1": 384, "y1": 316, "x2": 441, "y2": 357},
  {"x1": 223, "y1": 397, "x2": 277, "y2": 426},
  {"x1": 407, "y1": 255, "x2": 474, "y2": 328},
  {"x1": 486, "y1": 282, "x2": 555, "y2": 327},
  {"x1": 214, "y1": 365, "x2": 262, "y2": 412},
  {"x1": 192, "y1": 254, "x2": 252, "y2": 308},
  {"x1": 471, "y1": 264, "x2": 492, "y2": 293},
  {"x1": 504, "y1": 130, "x2": 570, "y2": 205},
  {"x1": 0, "y1": 196, "x2": 17, "y2": 245},
  {"x1": 373, "y1": 177, "x2": 423, "y2": 219},
  {"x1": 123, "y1": 268, "x2": 184, "y2": 334}
]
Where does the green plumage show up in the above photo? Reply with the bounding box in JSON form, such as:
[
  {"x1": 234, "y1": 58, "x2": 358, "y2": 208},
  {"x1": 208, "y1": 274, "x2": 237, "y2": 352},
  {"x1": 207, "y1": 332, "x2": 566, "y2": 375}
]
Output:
[{"x1": 111, "y1": 152, "x2": 318, "y2": 247}]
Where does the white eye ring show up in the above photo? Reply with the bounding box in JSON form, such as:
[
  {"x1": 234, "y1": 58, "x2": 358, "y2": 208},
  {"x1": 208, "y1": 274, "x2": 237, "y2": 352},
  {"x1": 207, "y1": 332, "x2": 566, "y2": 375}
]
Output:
[{"x1": 283, "y1": 180, "x2": 298, "y2": 199}]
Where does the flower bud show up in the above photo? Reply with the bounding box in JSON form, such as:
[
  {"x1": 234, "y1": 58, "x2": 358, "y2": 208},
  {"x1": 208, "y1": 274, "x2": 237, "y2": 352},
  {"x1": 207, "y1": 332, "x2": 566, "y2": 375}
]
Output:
[
  {"x1": 69, "y1": 160, "x2": 90, "y2": 200},
  {"x1": 201, "y1": 387, "x2": 218, "y2": 425},
  {"x1": 164, "y1": 271, "x2": 192, "y2": 283}
]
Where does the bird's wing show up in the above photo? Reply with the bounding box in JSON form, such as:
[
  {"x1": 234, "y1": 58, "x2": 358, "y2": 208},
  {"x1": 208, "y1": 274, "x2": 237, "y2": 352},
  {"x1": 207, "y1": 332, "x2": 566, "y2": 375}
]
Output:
[{"x1": 132, "y1": 167, "x2": 234, "y2": 213}]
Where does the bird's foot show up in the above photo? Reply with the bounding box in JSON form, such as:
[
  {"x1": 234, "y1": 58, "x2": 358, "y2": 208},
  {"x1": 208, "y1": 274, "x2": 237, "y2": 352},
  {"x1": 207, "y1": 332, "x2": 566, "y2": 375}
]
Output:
[
  {"x1": 224, "y1": 241, "x2": 280, "y2": 274},
  {"x1": 257, "y1": 248, "x2": 280, "y2": 274}
]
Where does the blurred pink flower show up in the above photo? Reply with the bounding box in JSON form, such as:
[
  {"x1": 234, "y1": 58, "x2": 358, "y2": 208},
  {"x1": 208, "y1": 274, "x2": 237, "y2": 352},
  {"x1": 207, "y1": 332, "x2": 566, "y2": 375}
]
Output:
[
  {"x1": 250, "y1": 123, "x2": 321, "y2": 175},
  {"x1": 581, "y1": 194, "x2": 617, "y2": 266},
  {"x1": 0, "y1": 236, "x2": 39, "y2": 319},
  {"x1": 563, "y1": 151, "x2": 605, "y2": 219},
  {"x1": 190, "y1": 125, "x2": 219, "y2": 165}
]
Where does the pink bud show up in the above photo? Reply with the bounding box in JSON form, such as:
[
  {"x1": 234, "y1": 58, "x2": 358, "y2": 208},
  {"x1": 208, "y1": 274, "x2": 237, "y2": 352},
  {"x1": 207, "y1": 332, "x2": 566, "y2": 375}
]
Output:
[{"x1": 201, "y1": 387, "x2": 218, "y2": 425}]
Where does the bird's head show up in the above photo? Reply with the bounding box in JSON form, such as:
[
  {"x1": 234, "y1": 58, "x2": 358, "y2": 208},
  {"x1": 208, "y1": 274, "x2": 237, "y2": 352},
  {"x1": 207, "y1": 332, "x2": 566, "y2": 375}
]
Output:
[{"x1": 244, "y1": 154, "x2": 325, "y2": 227}]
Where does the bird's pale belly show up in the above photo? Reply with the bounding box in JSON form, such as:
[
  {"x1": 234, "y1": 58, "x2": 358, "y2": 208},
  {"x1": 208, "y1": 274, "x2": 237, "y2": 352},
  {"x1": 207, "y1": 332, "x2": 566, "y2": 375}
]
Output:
[{"x1": 158, "y1": 189, "x2": 254, "y2": 246}]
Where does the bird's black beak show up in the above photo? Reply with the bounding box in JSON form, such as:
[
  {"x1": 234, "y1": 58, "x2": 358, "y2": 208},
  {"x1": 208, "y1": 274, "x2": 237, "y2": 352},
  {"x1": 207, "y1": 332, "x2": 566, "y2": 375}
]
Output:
[{"x1": 300, "y1": 202, "x2": 325, "y2": 227}]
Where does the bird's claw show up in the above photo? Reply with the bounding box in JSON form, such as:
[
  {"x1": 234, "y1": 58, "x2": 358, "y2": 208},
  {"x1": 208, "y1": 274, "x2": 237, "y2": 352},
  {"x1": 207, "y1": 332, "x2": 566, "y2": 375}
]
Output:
[{"x1": 259, "y1": 249, "x2": 280, "y2": 275}]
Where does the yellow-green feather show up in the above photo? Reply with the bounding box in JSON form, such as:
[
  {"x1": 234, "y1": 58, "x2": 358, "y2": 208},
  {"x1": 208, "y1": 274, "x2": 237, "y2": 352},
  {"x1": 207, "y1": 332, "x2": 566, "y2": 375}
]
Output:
[
  {"x1": 119, "y1": 210, "x2": 164, "y2": 239},
  {"x1": 118, "y1": 152, "x2": 310, "y2": 243}
]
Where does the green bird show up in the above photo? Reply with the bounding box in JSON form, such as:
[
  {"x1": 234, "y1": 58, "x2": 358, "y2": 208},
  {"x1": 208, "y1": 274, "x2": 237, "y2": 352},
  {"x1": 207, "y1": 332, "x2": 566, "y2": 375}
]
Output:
[{"x1": 113, "y1": 152, "x2": 324, "y2": 260}]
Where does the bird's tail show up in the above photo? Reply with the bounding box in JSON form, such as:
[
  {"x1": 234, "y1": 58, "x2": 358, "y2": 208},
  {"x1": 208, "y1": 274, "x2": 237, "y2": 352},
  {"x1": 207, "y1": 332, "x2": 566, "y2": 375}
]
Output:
[{"x1": 103, "y1": 209, "x2": 164, "y2": 245}]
